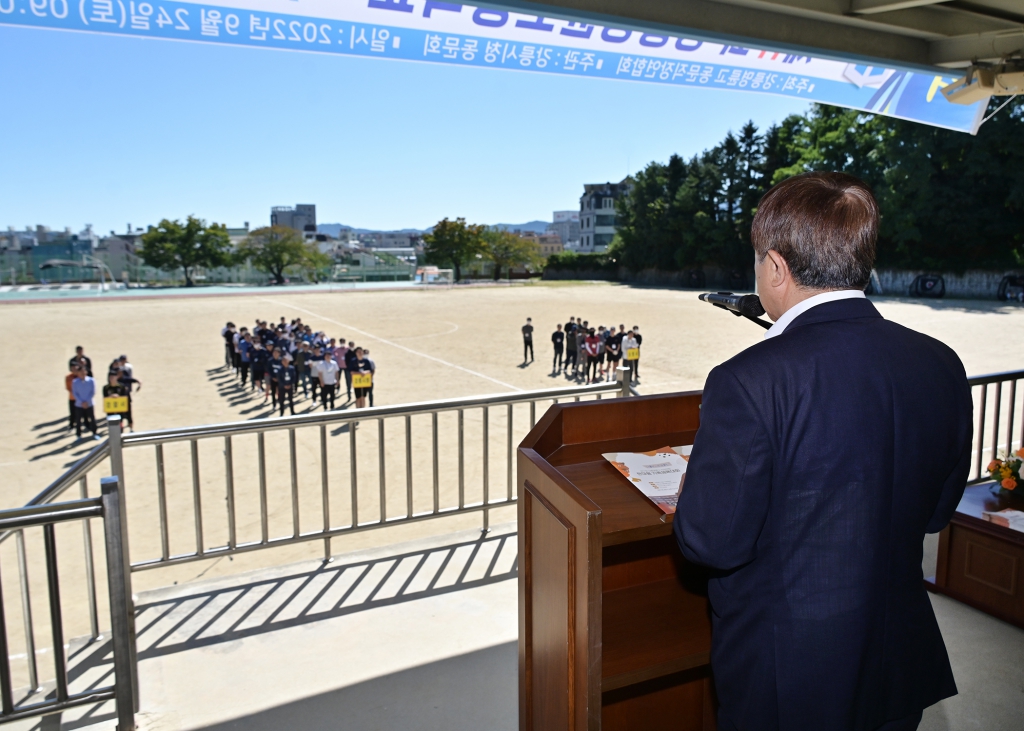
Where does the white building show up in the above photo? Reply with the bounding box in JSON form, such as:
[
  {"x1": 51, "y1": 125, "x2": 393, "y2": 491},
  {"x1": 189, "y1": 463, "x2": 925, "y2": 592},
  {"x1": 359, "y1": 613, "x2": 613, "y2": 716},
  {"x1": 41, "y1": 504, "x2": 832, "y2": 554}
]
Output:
[{"x1": 578, "y1": 179, "x2": 632, "y2": 253}]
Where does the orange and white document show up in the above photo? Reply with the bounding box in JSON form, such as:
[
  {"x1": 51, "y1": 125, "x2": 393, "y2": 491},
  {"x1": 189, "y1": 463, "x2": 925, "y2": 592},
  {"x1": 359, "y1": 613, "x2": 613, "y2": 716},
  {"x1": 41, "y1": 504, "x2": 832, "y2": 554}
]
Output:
[
  {"x1": 602, "y1": 445, "x2": 692, "y2": 514},
  {"x1": 982, "y1": 508, "x2": 1024, "y2": 533}
]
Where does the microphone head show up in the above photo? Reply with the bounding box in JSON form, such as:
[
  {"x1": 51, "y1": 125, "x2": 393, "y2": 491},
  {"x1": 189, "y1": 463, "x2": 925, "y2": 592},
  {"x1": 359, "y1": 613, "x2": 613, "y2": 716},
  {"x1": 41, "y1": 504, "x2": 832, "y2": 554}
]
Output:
[{"x1": 738, "y1": 295, "x2": 766, "y2": 318}]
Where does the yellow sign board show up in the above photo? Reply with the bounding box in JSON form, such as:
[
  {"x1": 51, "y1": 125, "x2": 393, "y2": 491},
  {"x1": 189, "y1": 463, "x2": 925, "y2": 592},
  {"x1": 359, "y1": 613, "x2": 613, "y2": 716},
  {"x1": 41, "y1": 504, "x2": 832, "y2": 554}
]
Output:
[
  {"x1": 104, "y1": 396, "x2": 129, "y2": 414},
  {"x1": 626, "y1": 348, "x2": 640, "y2": 361},
  {"x1": 352, "y1": 373, "x2": 373, "y2": 389}
]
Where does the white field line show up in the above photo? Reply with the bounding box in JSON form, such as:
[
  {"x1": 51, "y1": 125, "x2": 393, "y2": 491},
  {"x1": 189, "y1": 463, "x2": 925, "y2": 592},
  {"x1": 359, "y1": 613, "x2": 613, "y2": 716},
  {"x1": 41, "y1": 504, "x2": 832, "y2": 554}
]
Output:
[{"x1": 260, "y1": 298, "x2": 523, "y2": 392}]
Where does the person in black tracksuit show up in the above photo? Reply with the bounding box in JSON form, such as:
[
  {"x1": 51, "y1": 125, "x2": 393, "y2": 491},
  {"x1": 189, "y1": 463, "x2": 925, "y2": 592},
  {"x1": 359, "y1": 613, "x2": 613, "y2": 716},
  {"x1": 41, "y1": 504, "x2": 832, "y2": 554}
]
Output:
[
  {"x1": 344, "y1": 346, "x2": 359, "y2": 402},
  {"x1": 292, "y1": 345, "x2": 308, "y2": 399},
  {"x1": 267, "y1": 349, "x2": 283, "y2": 407},
  {"x1": 551, "y1": 324, "x2": 564, "y2": 372},
  {"x1": 222, "y1": 323, "x2": 236, "y2": 370},
  {"x1": 563, "y1": 319, "x2": 577, "y2": 375},
  {"x1": 251, "y1": 344, "x2": 269, "y2": 393},
  {"x1": 521, "y1": 318, "x2": 534, "y2": 363},
  {"x1": 69, "y1": 347, "x2": 93, "y2": 377},
  {"x1": 278, "y1": 355, "x2": 297, "y2": 416}
]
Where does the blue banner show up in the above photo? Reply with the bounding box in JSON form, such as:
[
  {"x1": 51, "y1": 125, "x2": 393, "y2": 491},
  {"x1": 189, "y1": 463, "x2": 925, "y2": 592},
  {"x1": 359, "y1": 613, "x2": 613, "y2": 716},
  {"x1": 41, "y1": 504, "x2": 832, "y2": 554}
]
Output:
[{"x1": 0, "y1": 0, "x2": 985, "y2": 133}]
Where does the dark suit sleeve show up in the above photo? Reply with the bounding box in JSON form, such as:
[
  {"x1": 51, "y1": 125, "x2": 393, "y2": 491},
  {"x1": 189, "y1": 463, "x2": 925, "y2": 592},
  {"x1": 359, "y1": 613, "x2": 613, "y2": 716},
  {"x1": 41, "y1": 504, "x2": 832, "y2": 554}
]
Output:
[
  {"x1": 925, "y1": 383, "x2": 973, "y2": 534},
  {"x1": 674, "y1": 365, "x2": 774, "y2": 571}
]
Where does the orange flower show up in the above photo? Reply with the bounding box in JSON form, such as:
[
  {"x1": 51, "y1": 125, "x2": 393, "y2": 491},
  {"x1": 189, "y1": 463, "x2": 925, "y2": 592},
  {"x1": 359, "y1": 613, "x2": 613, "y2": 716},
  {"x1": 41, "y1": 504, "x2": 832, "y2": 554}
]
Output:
[
  {"x1": 1016, "y1": 447, "x2": 1024, "y2": 459},
  {"x1": 987, "y1": 460, "x2": 1002, "y2": 473},
  {"x1": 1002, "y1": 478, "x2": 1017, "y2": 491}
]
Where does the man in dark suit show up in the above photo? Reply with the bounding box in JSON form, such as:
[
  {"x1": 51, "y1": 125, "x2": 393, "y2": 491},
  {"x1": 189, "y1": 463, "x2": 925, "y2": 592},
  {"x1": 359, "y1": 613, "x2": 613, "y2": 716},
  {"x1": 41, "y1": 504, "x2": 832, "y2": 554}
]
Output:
[{"x1": 674, "y1": 172, "x2": 973, "y2": 731}]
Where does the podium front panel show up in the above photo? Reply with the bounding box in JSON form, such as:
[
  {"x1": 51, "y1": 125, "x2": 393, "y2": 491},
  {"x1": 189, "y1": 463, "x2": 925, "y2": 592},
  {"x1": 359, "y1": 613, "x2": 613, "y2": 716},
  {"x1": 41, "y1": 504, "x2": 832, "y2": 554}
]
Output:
[{"x1": 519, "y1": 393, "x2": 715, "y2": 731}]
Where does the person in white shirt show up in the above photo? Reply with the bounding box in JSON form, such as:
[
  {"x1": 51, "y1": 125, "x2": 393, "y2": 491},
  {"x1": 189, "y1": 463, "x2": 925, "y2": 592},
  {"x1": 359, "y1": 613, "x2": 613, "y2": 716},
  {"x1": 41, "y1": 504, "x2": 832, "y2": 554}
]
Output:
[
  {"x1": 622, "y1": 331, "x2": 639, "y2": 384},
  {"x1": 318, "y1": 352, "x2": 341, "y2": 411}
]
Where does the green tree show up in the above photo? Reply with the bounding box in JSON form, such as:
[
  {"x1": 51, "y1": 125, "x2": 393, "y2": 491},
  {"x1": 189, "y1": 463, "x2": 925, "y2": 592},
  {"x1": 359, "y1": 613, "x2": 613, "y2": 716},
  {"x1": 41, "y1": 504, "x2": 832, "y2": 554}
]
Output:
[
  {"x1": 609, "y1": 98, "x2": 1024, "y2": 280},
  {"x1": 772, "y1": 99, "x2": 1024, "y2": 271},
  {"x1": 482, "y1": 229, "x2": 543, "y2": 280},
  {"x1": 423, "y1": 218, "x2": 485, "y2": 282},
  {"x1": 138, "y1": 216, "x2": 232, "y2": 286},
  {"x1": 236, "y1": 226, "x2": 329, "y2": 284},
  {"x1": 873, "y1": 97, "x2": 1024, "y2": 271}
]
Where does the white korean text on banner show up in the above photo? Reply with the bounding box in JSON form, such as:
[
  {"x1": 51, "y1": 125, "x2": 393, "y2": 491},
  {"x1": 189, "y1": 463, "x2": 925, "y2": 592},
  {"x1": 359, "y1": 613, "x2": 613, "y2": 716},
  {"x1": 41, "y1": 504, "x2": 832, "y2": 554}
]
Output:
[{"x1": 0, "y1": 0, "x2": 986, "y2": 133}]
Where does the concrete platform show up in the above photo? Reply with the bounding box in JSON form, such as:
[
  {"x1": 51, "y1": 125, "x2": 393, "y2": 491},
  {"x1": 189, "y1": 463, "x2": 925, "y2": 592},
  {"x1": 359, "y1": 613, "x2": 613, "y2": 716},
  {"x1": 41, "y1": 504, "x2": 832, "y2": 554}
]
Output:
[{"x1": 7, "y1": 527, "x2": 1022, "y2": 731}]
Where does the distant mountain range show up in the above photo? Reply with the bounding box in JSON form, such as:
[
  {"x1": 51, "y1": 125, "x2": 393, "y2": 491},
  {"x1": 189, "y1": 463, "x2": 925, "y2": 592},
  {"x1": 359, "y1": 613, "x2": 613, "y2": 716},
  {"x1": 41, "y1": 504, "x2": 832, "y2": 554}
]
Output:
[{"x1": 317, "y1": 220, "x2": 551, "y2": 238}]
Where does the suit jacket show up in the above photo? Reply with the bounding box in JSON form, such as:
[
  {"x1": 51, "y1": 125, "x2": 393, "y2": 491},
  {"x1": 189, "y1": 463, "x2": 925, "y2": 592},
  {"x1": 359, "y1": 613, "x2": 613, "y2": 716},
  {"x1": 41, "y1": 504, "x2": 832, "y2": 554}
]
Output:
[{"x1": 673, "y1": 298, "x2": 972, "y2": 731}]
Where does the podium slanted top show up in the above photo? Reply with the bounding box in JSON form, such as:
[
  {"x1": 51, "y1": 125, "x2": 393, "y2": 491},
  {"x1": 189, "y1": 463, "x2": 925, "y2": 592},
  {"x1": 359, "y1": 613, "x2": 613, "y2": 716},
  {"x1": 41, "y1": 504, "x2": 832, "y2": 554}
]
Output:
[{"x1": 519, "y1": 392, "x2": 702, "y2": 546}]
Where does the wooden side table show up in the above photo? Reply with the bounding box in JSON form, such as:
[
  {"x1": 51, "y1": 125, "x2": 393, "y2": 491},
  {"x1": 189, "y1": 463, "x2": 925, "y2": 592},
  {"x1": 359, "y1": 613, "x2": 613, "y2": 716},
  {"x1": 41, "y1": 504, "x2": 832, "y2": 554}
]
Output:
[{"x1": 926, "y1": 483, "x2": 1024, "y2": 629}]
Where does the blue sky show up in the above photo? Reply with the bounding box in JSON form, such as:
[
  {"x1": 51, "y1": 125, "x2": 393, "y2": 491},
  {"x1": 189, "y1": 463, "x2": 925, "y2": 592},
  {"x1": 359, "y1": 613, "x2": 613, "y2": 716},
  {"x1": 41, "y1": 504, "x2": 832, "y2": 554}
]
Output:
[{"x1": 0, "y1": 25, "x2": 811, "y2": 233}]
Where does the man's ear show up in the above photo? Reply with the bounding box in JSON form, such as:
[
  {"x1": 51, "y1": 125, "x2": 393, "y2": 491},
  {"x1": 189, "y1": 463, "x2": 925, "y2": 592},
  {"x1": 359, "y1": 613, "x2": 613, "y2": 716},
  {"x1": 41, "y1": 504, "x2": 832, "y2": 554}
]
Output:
[{"x1": 764, "y1": 250, "x2": 790, "y2": 288}]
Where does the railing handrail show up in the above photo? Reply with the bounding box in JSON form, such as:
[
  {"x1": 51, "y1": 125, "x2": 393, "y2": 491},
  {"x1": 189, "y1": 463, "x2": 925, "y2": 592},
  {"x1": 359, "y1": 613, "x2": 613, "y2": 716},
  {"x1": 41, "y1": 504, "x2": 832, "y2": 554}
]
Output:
[
  {"x1": 9, "y1": 379, "x2": 622, "y2": 522},
  {"x1": 21, "y1": 369, "x2": 1024, "y2": 513},
  {"x1": 120, "y1": 380, "x2": 622, "y2": 447},
  {"x1": 0, "y1": 443, "x2": 110, "y2": 546},
  {"x1": 967, "y1": 368, "x2": 1024, "y2": 387},
  {"x1": 0, "y1": 498, "x2": 103, "y2": 531},
  {"x1": 23, "y1": 442, "x2": 109, "y2": 509}
]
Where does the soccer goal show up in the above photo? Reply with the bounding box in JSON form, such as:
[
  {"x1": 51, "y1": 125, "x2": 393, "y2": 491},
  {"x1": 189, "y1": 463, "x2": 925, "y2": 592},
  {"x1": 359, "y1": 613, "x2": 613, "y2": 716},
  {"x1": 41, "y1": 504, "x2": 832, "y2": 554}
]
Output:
[{"x1": 417, "y1": 267, "x2": 454, "y2": 286}]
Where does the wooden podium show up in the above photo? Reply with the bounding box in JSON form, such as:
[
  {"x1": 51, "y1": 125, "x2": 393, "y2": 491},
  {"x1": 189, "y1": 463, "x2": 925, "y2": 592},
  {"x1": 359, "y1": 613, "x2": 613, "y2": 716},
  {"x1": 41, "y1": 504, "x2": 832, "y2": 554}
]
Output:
[{"x1": 517, "y1": 392, "x2": 714, "y2": 731}]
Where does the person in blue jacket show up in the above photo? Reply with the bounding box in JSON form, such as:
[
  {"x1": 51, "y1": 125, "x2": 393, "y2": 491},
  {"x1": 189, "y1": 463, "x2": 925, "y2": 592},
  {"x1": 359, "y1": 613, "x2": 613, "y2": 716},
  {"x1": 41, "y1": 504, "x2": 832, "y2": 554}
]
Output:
[{"x1": 250, "y1": 343, "x2": 269, "y2": 395}]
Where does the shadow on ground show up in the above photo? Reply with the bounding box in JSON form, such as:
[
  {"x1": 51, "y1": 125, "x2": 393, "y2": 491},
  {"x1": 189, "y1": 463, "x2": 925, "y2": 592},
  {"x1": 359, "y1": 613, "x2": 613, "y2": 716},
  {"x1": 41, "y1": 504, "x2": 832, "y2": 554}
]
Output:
[
  {"x1": 132, "y1": 531, "x2": 517, "y2": 659},
  {"x1": 26, "y1": 415, "x2": 107, "y2": 462},
  {"x1": 209, "y1": 364, "x2": 355, "y2": 421},
  {"x1": 193, "y1": 642, "x2": 517, "y2": 731},
  {"x1": 18, "y1": 530, "x2": 519, "y2": 730}
]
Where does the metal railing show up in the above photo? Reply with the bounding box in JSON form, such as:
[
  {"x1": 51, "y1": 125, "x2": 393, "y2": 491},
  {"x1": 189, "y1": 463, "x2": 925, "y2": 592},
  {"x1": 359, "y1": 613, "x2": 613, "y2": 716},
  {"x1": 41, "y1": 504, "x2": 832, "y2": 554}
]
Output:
[
  {"x1": 4, "y1": 365, "x2": 1016, "y2": 727},
  {"x1": 967, "y1": 369, "x2": 1024, "y2": 483},
  {"x1": 16, "y1": 375, "x2": 629, "y2": 573},
  {"x1": 0, "y1": 373, "x2": 626, "y2": 727},
  {"x1": 121, "y1": 376, "x2": 629, "y2": 571},
  {"x1": 0, "y1": 477, "x2": 136, "y2": 729}
]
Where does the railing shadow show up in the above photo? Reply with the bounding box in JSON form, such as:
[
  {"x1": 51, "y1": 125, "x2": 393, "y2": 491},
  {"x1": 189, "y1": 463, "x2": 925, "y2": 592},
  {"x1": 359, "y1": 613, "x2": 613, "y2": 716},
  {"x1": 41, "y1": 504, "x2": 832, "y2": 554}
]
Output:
[
  {"x1": 31, "y1": 530, "x2": 518, "y2": 726},
  {"x1": 132, "y1": 531, "x2": 518, "y2": 661}
]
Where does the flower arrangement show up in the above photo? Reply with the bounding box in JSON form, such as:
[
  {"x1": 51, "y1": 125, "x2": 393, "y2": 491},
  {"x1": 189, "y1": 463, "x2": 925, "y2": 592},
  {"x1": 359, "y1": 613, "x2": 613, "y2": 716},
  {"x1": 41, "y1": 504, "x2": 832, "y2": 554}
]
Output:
[{"x1": 987, "y1": 448, "x2": 1024, "y2": 493}]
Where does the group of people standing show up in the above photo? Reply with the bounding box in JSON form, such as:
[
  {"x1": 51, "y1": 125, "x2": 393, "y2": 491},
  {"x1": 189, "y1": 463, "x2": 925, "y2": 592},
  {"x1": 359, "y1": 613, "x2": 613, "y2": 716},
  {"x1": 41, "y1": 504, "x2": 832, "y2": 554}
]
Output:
[
  {"x1": 523, "y1": 317, "x2": 642, "y2": 384},
  {"x1": 65, "y1": 346, "x2": 141, "y2": 439},
  {"x1": 221, "y1": 317, "x2": 377, "y2": 416}
]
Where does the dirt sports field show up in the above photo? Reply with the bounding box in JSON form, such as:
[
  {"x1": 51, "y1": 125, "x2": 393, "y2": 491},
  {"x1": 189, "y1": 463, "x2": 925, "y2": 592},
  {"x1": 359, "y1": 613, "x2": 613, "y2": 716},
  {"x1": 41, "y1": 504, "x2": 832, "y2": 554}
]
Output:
[{"x1": 1, "y1": 281, "x2": 1023, "y2": 639}]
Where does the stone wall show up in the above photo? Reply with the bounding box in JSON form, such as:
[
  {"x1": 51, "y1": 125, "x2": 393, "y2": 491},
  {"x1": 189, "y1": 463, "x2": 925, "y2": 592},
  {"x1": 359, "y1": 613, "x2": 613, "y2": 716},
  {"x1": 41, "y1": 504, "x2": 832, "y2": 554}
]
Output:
[
  {"x1": 543, "y1": 265, "x2": 1023, "y2": 300},
  {"x1": 875, "y1": 269, "x2": 1021, "y2": 299},
  {"x1": 543, "y1": 266, "x2": 756, "y2": 290}
]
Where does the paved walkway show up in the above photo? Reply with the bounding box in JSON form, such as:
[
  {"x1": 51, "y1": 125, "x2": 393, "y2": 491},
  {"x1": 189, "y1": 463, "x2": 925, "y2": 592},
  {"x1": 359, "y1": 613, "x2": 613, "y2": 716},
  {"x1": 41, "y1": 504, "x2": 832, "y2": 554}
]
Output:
[{"x1": 6, "y1": 527, "x2": 1022, "y2": 731}]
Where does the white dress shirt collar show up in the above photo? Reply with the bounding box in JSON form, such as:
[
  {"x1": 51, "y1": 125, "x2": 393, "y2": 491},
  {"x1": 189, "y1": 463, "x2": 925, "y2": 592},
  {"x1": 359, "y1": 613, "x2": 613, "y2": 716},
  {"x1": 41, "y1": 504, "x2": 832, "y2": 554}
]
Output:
[{"x1": 763, "y1": 289, "x2": 866, "y2": 340}]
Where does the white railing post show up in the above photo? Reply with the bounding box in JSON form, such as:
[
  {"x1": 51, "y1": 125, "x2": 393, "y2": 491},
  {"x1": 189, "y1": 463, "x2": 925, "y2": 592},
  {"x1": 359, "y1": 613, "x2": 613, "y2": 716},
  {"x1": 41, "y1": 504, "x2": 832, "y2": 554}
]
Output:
[
  {"x1": 101, "y1": 476, "x2": 138, "y2": 729},
  {"x1": 105, "y1": 417, "x2": 139, "y2": 712},
  {"x1": 617, "y1": 365, "x2": 631, "y2": 398}
]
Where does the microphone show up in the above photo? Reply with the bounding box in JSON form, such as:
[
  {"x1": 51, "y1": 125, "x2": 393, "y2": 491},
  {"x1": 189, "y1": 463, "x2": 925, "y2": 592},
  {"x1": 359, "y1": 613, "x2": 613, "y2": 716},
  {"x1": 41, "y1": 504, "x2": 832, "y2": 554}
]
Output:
[{"x1": 698, "y1": 292, "x2": 772, "y2": 329}]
